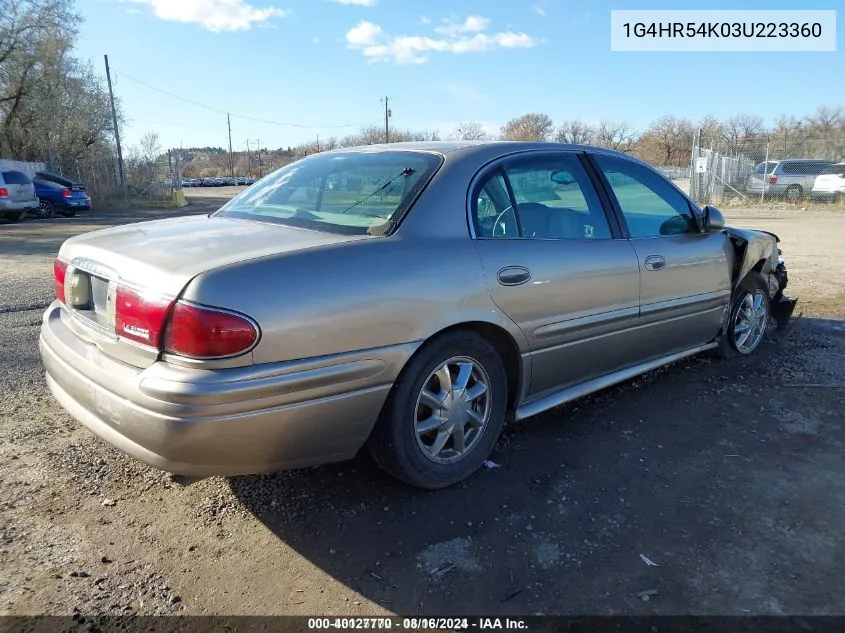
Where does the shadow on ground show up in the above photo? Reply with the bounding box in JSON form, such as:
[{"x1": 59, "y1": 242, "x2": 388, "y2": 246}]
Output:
[{"x1": 229, "y1": 319, "x2": 845, "y2": 615}]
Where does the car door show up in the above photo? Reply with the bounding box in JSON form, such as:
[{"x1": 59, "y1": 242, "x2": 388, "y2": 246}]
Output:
[
  {"x1": 469, "y1": 151, "x2": 643, "y2": 399},
  {"x1": 589, "y1": 154, "x2": 732, "y2": 358}
]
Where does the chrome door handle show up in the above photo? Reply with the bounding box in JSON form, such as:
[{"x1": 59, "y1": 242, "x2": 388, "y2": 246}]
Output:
[
  {"x1": 644, "y1": 255, "x2": 666, "y2": 271},
  {"x1": 497, "y1": 266, "x2": 531, "y2": 286}
]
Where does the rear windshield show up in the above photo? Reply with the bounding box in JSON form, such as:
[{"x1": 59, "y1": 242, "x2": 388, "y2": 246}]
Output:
[
  {"x1": 754, "y1": 162, "x2": 778, "y2": 174},
  {"x1": 820, "y1": 164, "x2": 845, "y2": 175},
  {"x1": 2, "y1": 170, "x2": 31, "y2": 185},
  {"x1": 215, "y1": 150, "x2": 442, "y2": 235}
]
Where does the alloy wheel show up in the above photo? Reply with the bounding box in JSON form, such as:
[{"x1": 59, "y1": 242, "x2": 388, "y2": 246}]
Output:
[
  {"x1": 733, "y1": 289, "x2": 769, "y2": 354},
  {"x1": 414, "y1": 356, "x2": 492, "y2": 464}
]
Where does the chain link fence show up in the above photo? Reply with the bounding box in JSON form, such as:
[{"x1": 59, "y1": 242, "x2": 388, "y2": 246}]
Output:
[{"x1": 689, "y1": 132, "x2": 845, "y2": 206}]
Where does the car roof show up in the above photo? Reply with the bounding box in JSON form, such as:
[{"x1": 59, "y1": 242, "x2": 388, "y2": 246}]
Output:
[
  {"x1": 778, "y1": 158, "x2": 835, "y2": 163},
  {"x1": 329, "y1": 140, "x2": 632, "y2": 157}
]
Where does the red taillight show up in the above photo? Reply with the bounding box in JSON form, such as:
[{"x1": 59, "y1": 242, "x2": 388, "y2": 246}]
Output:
[
  {"x1": 54, "y1": 259, "x2": 68, "y2": 302},
  {"x1": 115, "y1": 286, "x2": 173, "y2": 347},
  {"x1": 163, "y1": 301, "x2": 259, "y2": 359},
  {"x1": 0, "y1": 187, "x2": 8, "y2": 198},
  {"x1": 768, "y1": 175, "x2": 778, "y2": 185},
  {"x1": 62, "y1": 189, "x2": 72, "y2": 198}
]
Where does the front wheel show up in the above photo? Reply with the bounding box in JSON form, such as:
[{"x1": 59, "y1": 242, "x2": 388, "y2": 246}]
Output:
[
  {"x1": 719, "y1": 273, "x2": 771, "y2": 358},
  {"x1": 368, "y1": 331, "x2": 508, "y2": 489}
]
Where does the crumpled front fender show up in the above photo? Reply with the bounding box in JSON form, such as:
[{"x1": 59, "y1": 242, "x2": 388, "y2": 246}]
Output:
[{"x1": 724, "y1": 226, "x2": 779, "y2": 292}]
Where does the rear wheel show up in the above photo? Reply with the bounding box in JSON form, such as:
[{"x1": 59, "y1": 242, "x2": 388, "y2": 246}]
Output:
[
  {"x1": 785, "y1": 185, "x2": 803, "y2": 201},
  {"x1": 6, "y1": 211, "x2": 25, "y2": 223},
  {"x1": 36, "y1": 199, "x2": 54, "y2": 219},
  {"x1": 368, "y1": 331, "x2": 508, "y2": 489},
  {"x1": 59, "y1": 209, "x2": 77, "y2": 217},
  {"x1": 719, "y1": 273, "x2": 771, "y2": 358}
]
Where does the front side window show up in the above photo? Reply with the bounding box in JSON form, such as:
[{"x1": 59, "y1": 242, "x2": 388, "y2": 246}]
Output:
[
  {"x1": 472, "y1": 153, "x2": 611, "y2": 240},
  {"x1": 216, "y1": 151, "x2": 442, "y2": 235},
  {"x1": 593, "y1": 155, "x2": 697, "y2": 239}
]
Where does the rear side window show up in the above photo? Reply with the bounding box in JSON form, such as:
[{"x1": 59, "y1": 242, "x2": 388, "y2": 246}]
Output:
[
  {"x1": 780, "y1": 161, "x2": 834, "y2": 175},
  {"x1": 1, "y1": 170, "x2": 31, "y2": 185},
  {"x1": 754, "y1": 162, "x2": 778, "y2": 174}
]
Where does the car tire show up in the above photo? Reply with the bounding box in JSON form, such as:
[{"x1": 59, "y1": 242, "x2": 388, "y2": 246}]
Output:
[
  {"x1": 368, "y1": 331, "x2": 508, "y2": 489},
  {"x1": 60, "y1": 210, "x2": 77, "y2": 218},
  {"x1": 718, "y1": 272, "x2": 771, "y2": 358},
  {"x1": 36, "y1": 199, "x2": 54, "y2": 219},
  {"x1": 785, "y1": 185, "x2": 802, "y2": 201},
  {"x1": 6, "y1": 211, "x2": 26, "y2": 223}
]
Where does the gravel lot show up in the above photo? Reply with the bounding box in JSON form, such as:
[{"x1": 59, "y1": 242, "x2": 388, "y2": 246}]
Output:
[{"x1": 1, "y1": 194, "x2": 843, "y2": 617}]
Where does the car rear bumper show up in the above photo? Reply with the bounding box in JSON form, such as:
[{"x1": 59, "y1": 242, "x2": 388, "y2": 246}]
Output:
[
  {"x1": 811, "y1": 189, "x2": 844, "y2": 199},
  {"x1": 40, "y1": 301, "x2": 411, "y2": 476},
  {"x1": 0, "y1": 199, "x2": 37, "y2": 212}
]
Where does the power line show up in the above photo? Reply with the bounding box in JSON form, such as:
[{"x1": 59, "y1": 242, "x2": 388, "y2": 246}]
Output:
[{"x1": 113, "y1": 70, "x2": 368, "y2": 129}]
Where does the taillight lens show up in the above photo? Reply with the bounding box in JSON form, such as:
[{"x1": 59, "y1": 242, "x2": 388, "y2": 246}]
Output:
[
  {"x1": 0, "y1": 187, "x2": 8, "y2": 198},
  {"x1": 54, "y1": 259, "x2": 68, "y2": 302},
  {"x1": 115, "y1": 286, "x2": 173, "y2": 347},
  {"x1": 63, "y1": 189, "x2": 72, "y2": 198},
  {"x1": 163, "y1": 301, "x2": 259, "y2": 359},
  {"x1": 768, "y1": 175, "x2": 778, "y2": 185}
]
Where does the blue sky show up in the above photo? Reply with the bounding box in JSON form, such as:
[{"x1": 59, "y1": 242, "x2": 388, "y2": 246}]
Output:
[{"x1": 74, "y1": 0, "x2": 842, "y2": 152}]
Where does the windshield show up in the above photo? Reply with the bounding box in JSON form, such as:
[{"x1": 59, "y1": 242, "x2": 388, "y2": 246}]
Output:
[
  {"x1": 215, "y1": 150, "x2": 442, "y2": 235},
  {"x1": 820, "y1": 164, "x2": 845, "y2": 175}
]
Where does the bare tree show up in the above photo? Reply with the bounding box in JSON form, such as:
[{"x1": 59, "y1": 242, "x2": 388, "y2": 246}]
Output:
[
  {"x1": 642, "y1": 115, "x2": 695, "y2": 166},
  {"x1": 139, "y1": 131, "x2": 161, "y2": 164},
  {"x1": 555, "y1": 119, "x2": 595, "y2": 145},
  {"x1": 500, "y1": 113, "x2": 554, "y2": 141},
  {"x1": 453, "y1": 121, "x2": 488, "y2": 141},
  {"x1": 697, "y1": 116, "x2": 724, "y2": 150},
  {"x1": 722, "y1": 114, "x2": 765, "y2": 156},
  {"x1": 770, "y1": 116, "x2": 806, "y2": 158},
  {"x1": 593, "y1": 120, "x2": 636, "y2": 153}
]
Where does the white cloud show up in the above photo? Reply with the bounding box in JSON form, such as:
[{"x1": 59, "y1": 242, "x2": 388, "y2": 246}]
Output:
[
  {"x1": 345, "y1": 17, "x2": 538, "y2": 64},
  {"x1": 434, "y1": 15, "x2": 490, "y2": 37},
  {"x1": 346, "y1": 20, "x2": 384, "y2": 46},
  {"x1": 418, "y1": 16, "x2": 431, "y2": 25},
  {"x1": 331, "y1": 0, "x2": 377, "y2": 5},
  {"x1": 312, "y1": 36, "x2": 320, "y2": 43},
  {"x1": 122, "y1": 0, "x2": 285, "y2": 32},
  {"x1": 532, "y1": 4, "x2": 546, "y2": 17}
]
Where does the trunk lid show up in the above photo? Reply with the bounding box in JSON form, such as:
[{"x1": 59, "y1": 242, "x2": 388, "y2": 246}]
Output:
[{"x1": 57, "y1": 214, "x2": 367, "y2": 367}]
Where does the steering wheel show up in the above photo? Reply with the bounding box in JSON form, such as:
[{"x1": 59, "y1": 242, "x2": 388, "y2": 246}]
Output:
[{"x1": 492, "y1": 205, "x2": 516, "y2": 238}]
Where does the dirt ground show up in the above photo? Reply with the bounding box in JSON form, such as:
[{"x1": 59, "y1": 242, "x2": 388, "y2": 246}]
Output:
[{"x1": 1, "y1": 195, "x2": 843, "y2": 617}]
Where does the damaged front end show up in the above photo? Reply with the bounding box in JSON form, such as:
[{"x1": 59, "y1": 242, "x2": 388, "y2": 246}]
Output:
[
  {"x1": 724, "y1": 226, "x2": 799, "y2": 338},
  {"x1": 770, "y1": 249, "x2": 799, "y2": 334}
]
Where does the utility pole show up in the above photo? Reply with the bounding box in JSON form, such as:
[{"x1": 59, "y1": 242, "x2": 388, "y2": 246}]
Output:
[
  {"x1": 103, "y1": 55, "x2": 126, "y2": 197},
  {"x1": 316, "y1": 133, "x2": 320, "y2": 153},
  {"x1": 246, "y1": 139, "x2": 252, "y2": 179},
  {"x1": 256, "y1": 139, "x2": 262, "y2": 178},
  {"x1": 382, "y1": 96, "x2": 392, "y2": 143},
  {"x1": 227, "y1": 113, "x2": 234, "y2": 178}
]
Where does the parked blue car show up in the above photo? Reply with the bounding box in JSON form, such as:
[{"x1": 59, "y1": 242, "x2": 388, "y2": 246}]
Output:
[{"x1": 32, "y1": 173, "x2": 91, "y2": 219}]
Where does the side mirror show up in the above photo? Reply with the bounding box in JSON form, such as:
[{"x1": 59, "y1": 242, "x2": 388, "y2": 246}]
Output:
[{"x1": 703, "y1": 205, "x2": 725, "y2": 231}]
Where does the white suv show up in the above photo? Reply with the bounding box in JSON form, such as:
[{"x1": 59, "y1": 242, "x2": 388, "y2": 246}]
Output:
[{"x1": 811, "y1": 163, "x2": 845, "y2": 201}]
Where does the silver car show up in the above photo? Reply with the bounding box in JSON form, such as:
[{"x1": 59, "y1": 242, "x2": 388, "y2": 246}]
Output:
[
  {"x1": 745, "y1": 158, "x2": 836, "y2": 200},
  {"x1": 40, "y1": 143, "x2": 797, "y2": 488},
  {"x1": 1, "y1": 169, "x2": 39, "y2": 222}
]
